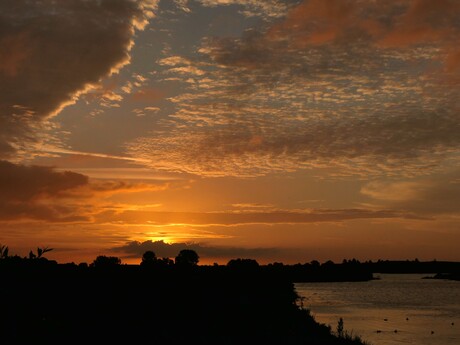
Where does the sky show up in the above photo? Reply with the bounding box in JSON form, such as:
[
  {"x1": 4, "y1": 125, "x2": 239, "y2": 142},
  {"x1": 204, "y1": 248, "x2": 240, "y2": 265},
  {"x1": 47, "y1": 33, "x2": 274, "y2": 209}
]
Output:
[{"x1": 1, "y1": 0, "x2": 459, "y2": 265}]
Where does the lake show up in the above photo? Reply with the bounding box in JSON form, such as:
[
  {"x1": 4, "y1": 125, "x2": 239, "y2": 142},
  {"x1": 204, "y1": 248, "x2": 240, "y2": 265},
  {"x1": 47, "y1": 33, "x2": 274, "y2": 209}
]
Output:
[{"x1": 295, "y1": 274, "x2": 460, "y2": 345}]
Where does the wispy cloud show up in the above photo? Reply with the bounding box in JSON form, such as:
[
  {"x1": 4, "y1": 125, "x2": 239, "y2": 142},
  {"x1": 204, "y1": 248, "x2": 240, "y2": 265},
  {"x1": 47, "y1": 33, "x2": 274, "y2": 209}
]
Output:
[
  {"x1": 33, "y1": 146, "x2": 151, "y2": 164},
  {"x1": 361, "y1": 172, "x2": 460, "y2": 215}
]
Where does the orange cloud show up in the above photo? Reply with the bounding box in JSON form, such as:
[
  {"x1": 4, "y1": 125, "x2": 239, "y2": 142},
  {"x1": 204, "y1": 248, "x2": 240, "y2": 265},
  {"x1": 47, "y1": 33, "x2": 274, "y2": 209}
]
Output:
[{"x1": 267, "y1": 0, "x2": 460, "y2": 70}]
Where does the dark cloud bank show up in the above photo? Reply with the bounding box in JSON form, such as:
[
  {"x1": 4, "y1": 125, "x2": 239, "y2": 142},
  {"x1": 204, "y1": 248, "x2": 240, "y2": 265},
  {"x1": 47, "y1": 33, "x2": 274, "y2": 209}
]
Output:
[
  {"x1": 0, "y1": 0, "x2": 153, "y2": 156},
  {"x1": 0, "y1": 160, "x2": 88, "y2": 222},
  {"x1": 112, "y1": 239, "x2": 279, "y2": 261}
]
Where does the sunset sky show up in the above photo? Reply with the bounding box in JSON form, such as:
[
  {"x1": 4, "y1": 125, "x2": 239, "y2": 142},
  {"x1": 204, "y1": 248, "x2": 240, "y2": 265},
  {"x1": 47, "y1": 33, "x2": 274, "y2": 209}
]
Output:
[{"x1": 1, "y1": 0, "x2": 459, "y2": 264}]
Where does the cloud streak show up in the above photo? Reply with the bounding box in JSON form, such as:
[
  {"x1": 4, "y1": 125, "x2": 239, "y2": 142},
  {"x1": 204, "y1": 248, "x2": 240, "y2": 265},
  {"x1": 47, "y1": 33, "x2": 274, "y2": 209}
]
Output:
[
  {"x1": 362, "y1": 173, "x2": 460, "y2": 215},
  {"x1": 96, "y1": 208, "x2": 411, "y2": 226}
]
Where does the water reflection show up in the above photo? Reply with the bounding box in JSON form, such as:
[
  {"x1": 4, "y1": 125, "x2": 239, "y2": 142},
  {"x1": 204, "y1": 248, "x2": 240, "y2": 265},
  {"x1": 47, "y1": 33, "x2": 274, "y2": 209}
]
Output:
[{"x1": 295, "y1": 274, "x2": 460, "y2": 345}]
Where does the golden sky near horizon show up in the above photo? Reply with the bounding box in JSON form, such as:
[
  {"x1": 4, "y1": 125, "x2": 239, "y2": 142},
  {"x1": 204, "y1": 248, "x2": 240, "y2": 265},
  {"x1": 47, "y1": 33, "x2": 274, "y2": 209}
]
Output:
[{"x1": 1, "y1": 0, "x2": 460, "y2": 264}]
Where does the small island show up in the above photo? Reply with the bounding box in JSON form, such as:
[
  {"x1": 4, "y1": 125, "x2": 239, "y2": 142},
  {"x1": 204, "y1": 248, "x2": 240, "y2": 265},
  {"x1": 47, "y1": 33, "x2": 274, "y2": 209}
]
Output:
[{"x1": 427, "y1": 272, "x2": 460, "y2": 281}]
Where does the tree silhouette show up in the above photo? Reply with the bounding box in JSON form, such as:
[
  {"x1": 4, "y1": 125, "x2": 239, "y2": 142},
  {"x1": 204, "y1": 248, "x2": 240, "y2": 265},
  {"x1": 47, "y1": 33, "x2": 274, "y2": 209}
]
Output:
[
  {"x1": 141, "y1": 250, "x2": 157, "y2": 267},
  {"x1": 91, "y1": 255, "x2": 121, "y2": 268},
  {"x1": 336, "y1": 317, "x2": 344, "y2": 338},
  {"x1": 0, "y1": 244, "x2": 8, "y2": 259},
  {"x1": 28, "y1": 246, "x2": 53, "y2": 260},
  {"x1": 310, "y1": 260, "x2": 320, "y2": 268},
  {"x1": 227, "y1": 258, "x2": 259, "y2": 270},
  {"x1": 175, "y1": 249, "x2": 199, "y2": 266},
  {"x1": 37, "y1": 246, "x2": 53, "y2": 258}
]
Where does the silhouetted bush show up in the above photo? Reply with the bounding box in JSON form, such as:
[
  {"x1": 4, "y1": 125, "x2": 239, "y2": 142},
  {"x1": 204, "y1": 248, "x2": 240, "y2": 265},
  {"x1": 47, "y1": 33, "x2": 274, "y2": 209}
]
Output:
[
  {"x1": 175, "y1": 249, "x2": 199, "y2": 266},
  {"x1": 90, "y1": 255, "x2": 121, "y2": 268}
]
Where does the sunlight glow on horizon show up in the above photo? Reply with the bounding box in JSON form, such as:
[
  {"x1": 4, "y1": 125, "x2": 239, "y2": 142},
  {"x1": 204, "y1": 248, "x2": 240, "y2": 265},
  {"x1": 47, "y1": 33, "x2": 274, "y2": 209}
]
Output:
[{"x1": 1, "y1": 0, "x2": 459, "y2": 263}]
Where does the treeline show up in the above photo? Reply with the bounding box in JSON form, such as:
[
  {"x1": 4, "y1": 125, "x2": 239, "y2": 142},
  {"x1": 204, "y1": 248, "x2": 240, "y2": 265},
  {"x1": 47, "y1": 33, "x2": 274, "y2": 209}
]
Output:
[
  {"x1": 361, "y1": 259, "x2": 460, "y2": 274},
  {"x1": 264, "y1": 259, "x2": 373, "y2": 282},
  {"x1": 263, "y1": 258, "x2": 460, "y2": 281},
  {"x1": 2, "y1": 245, "x2": 458, "y2": 279},
  {"x1": 0, "y1": 245, "x2": 374, "y2": 282}
]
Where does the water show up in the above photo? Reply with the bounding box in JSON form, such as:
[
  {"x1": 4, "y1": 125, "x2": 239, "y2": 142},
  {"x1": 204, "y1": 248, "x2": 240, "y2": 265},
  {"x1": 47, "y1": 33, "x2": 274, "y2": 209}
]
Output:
[{"x1": 295, "y1": 274, "x2": 460, "y2": 345}]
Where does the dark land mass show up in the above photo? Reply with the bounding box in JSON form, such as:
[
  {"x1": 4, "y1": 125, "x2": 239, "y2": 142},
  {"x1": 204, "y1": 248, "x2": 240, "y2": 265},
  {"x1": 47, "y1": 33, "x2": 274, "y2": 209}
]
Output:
[
  {"x1": 0, "y1": 257, "x2": 371, "y2": 345},
  {"x1": 361, "y1": 259, "x2": 460, "y2": 275},
  {"x1": 263, "y1": 259, "x2": 374, "y2": 282},
  {"x1": 262, "y1": 259, "x2": 460, "y2": 281}
]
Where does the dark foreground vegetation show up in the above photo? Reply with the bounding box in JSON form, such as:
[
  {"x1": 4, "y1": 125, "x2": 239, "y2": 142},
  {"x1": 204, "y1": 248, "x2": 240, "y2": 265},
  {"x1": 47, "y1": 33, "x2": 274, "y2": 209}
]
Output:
[{"x1": 0, "y1": 246, "x2": 370, "y2": 345}]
